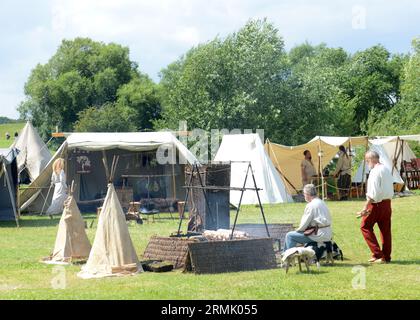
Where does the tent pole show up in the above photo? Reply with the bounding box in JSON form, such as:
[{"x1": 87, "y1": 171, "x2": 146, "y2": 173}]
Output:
[
  {"x1": 230, "y1": 163, "x2": 250, "y2": 240},
  {"x1": 249, "y1": 162, "x2": 270, "y2": 238},
  {"x1": 400, "y1": 139, "x2": 407, "y2": 190},
  {"x1": 318, "y1": 138, "x2": 325, "y2": 200},
  {"x1": 349, "y1": 140, "x2": 356, "y2": 199},
  {"x1": 3, "y1": 163, "x2": 19, "y2": 227},
  {"x1": 17, "y1": 178, "x2": 21, "y2": 219},
  {"x1": 391, "y1": 137, "x2": 400, "y2": 175},
  {"x1": 361, "y1": 138, "x2": 368, "y2": 196},
  {"x1": 102, "y1": 150, "x2": 110, "y2": 182},
  {"x1": 172, "y1": 163, "x2": 176, "y2": 199},
  {"x1": 267, "y1": 139, "x2": 298, "y2": 195}
]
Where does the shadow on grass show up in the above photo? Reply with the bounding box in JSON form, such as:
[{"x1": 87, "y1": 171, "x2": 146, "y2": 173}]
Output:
[{"x1": 388, "y1": 260, "x2": 420, "y2": 265}]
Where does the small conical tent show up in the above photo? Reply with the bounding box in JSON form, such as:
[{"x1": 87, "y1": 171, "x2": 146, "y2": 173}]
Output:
[
  {"x1": 78, "y1": 158, "x2": 142, "y2": 278},
  {"x1": 0, "y1": 148, "x2": 19, "y2": 225},
  {"x1": 11, "y1": 121, "x2": 51, "y2": 182},
  {"x1": 214, "y1": 134, "x2": 293, "y2": 205},
  {"x1": 43, "y1": 182, "x2": 91, "y2": 264}
]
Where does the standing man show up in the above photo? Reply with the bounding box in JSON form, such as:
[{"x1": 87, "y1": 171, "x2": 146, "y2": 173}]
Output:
[
  {"x1": 301, "y1": 150, "x2": 317, "y2": 188},
  {"x1": 333, "y1": 145, "x2": 352, "y2": 200},
  {"x1": 357, "y1": 150, "x2": 394, "y2": 264}
]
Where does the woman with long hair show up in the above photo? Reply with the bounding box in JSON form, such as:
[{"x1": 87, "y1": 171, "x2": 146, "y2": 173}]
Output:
[{"x1": 46, "y1": 158, "x2": 68, "y2": 217}]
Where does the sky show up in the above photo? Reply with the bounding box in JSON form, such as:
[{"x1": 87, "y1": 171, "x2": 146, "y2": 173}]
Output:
[{"x1": 0, "y1": 0, "x2": 419, "y2": 119}]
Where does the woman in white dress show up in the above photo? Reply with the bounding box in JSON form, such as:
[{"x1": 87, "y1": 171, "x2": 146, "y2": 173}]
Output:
[{"x1": 46, "y1": 158, "x2": 68, "y2": 217}]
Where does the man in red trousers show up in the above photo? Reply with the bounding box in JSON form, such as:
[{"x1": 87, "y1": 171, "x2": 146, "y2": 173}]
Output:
[{"x1": 357, "y1": 150, "x2": 394, "y2": 264}]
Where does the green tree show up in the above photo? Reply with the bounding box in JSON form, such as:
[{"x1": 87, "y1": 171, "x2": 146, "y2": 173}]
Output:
[
  {"x1": 367, "y1": 38, "x2": 420, "y2": 138},
  {"x1": 116, "y1": 75, "x2": 161, "y2": 130},
  {"x1": 342, "y1": 45, "x2": 407, "y2": 130},
  {"x1": 74, "y1": 103, "x2": 138, "y2": 132},
  {"x1": 18, "y1": 38, "x2": 138, "y2": 138},
  {"x1": 156, "y1": 19, "x2": 290, "y2": 140}
]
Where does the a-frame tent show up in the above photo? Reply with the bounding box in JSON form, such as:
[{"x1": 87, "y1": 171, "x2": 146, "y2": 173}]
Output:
[
  {"x1": 265, "y1": 136, "x2": 368, "y2": 196},
  {"x1": 214, "y1": 133, "x2": 293, "y2": 206},
  {"x1": 11, "y1": 121, "x2": 52, "y2": 182},
  {"x1": 0, "y1": 148, "x2": 19, "y2": 226}
]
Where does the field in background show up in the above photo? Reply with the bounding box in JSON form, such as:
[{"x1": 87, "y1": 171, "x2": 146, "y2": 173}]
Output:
[
  {"x1": 0, "y1": 196, "x2": 419, "y2": 300},
  {"x1": 0, "y1": 122, "x2": 25, "y2": 148}
]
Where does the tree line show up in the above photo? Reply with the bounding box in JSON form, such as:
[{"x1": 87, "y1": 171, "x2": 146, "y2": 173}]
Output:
[{"x1": 18, "y1": 19, "x2": 419, "y2": 146}]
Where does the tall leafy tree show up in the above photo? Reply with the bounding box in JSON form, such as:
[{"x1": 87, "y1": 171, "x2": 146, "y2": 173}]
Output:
[
  {"x1": 18, "y1": 38, "x2": 138, "y2": 138},
  {"x1": 156, "y1": 19, "x2": 290, "y2": 140},
  {"x1": 367, "y1": 38, "x2": 420, "y2": 138}
]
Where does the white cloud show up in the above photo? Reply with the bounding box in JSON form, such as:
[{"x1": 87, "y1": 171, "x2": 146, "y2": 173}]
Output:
[{"x1": 0, "y1": 0, "x2": 419, "y2": 119}]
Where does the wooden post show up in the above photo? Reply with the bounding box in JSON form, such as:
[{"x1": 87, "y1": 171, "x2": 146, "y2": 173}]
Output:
[
  {"x1": 400, "y1": 139, "x2": 407, "y2": 191},
  {"x1": 318, "y1": 138, "x2": 325, "y2": 200},
  {"x1": 172, "y1": 163, "x2": 177, "y2": 200},
  {"x1": 391, "y1": 137, "x2": 400, "y2": 175},
  {"x1": 361, "y1": 138, "x2": 369, "y2": 195}
]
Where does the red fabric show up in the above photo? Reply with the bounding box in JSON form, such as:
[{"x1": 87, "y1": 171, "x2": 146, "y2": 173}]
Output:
[{"x1": 360, "y1": 199, "x2": 392, "y2": 262}]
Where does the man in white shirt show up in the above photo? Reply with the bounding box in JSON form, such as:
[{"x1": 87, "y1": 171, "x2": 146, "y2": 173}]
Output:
[
  {"x1": 357, "y1": 150, "x2": 394, "y2": 263},
  {"x1": 284, "y1": 184, "x2": 332, "y2": 250}
]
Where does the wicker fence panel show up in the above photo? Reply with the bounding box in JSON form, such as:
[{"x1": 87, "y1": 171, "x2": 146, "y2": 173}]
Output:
[
  {"x1": 187, "y1": 238, "x2": 277, "y2": 274},
  {"x1": 142, "y1": 236, "x2": 196, "y2": 269},
  {"x1": 234, "y1": 223, "x2": 295, "y2": 250}
]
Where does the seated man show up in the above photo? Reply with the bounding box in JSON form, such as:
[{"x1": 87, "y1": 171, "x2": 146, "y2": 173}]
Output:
[{"x1": 284, "y1": 184, "x2": 333, "y2": 251}]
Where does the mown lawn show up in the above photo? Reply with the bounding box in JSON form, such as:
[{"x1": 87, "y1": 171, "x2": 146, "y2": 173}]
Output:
[
  {"x1": 0, "y1": 122, "x2": 25, "y2": 148},
  {"x1": 0, "y1": 196, "x2": 419, "y2": 300}
]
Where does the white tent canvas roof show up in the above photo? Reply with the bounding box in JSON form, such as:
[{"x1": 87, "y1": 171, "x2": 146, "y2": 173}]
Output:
[
  {"x1": 78, "y1": 183, "x2": 142, "y2": 279},
  {"x1": 353, "y1": 136, "x2": 419, "y2": 185},
  {"x1": 214, "y1": 134, "x2": 293, "y2": 205},
  {"x1": 19, "y1": 132, "x2": 199, "y2": 213},
  {"x1": 265, "y1": 136, "x2": 368, "y2": 194},
  {"x1": 11, "y1": 121, "x2": 52, "y2": 181}
]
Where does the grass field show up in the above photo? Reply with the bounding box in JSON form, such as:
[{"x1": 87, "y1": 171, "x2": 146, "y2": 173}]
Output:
[
  {"x1": 0, "y1": 122, "x2": 25, "y2": 148},
  {"x1": 0, "y1": 196, "x2": 419, "y2": 300}
]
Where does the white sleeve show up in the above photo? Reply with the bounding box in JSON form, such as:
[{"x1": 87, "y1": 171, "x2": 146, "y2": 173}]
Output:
[
  {"x1": 366, "y1": 170, "x2": 381, "y2": 202},
  {"x1": 296, "y1": 206, "x2": 314, "y2": 232}
]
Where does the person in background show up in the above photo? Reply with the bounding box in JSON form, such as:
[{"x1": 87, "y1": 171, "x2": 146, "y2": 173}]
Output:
[
  {"x1": 14, "y1": 131, "x2": 18, "y2": 139},
  {"x1": 45, "y1": 158, "x2": 68, "y2": 218},
  {"x1": 301, "y1": 150, "x2": 317, "y2": 188},
  {"x1": 333, "y1": 145, "x2": 352, "y2": 200},
  {"x1": 5, "y1": 132, "x2": 10, "y2": 140},
  {"x1": 357, "y1": 150, "x2": 394, "y2": 264},
  {"x1": 284, "y1": 184, "x2": 332, "y2": 250}
]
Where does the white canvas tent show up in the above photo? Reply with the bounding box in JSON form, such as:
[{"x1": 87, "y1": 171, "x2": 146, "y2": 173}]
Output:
[
  {"x1": 19, "y1": 132, "x2": 199, "y2": 214},
  {"x1": 43, "y1": 182, "x2": 91, "y2": 264},
  {"x1": 11, "y1": 121, "x2": 52, "y2": 182},
  {"x1": 265, "y1": 136, "x2": 368, "y2": 195},
  {"x1": 0, "y1": 148, "x2": 19, "y2": 226},
  {"x1": 214, "y1": 134, "x2": 293, "y2": 205},
  {"x1": 353, "y1": 135, "x2": 420, "y2": 187}
]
